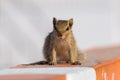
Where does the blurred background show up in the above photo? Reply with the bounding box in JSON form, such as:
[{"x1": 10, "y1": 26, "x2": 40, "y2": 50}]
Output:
[{"x1": 0, "y1": 0, "x2": 120, "y2": 69}]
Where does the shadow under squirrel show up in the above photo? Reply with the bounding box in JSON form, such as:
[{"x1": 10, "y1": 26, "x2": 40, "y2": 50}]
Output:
[{"x1": 30, "y1": 17, "x2": 86, "y2": 65}]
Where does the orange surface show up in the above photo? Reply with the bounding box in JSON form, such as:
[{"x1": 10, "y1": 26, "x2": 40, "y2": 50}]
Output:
[
  {"x1": 86, "y1": 45, "x2": 120, "y2": 80},
  {"x1": 0, "y1": 45, "x2": 120, "y2": 80},
  {"x1": 93, "y1": 57, "x2": 120, "y2": 80}
]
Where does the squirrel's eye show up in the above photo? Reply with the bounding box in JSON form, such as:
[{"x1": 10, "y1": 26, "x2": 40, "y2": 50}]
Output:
[{"x1": 66, "y1": 27, "x2": 69, "y2": 31}]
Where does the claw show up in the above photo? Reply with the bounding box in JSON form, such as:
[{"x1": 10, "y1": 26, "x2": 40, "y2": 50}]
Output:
[
  {"x1": 71, "y1": 61, "x2": 81, "y2": 65},
  {"x1": 49, "y1": 62, "x2": 56, "y2": 65}
]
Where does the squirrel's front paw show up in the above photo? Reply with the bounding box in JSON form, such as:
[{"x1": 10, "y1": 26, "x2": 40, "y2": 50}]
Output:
[
  {"x1": 48, "y1": 61, "x2": 57, "y2": 65},
  {"x1": 71, "y1": 61, "x2": 81, "y2": 65}
]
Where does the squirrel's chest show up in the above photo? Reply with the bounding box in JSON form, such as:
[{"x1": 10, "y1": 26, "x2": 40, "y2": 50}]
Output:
[{"x1": 53, "y1": 37, "x2": 70, "y2": 55}]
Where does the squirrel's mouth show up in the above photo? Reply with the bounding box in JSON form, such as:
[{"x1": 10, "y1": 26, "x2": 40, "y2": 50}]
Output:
[
  {"x1": 55, "y1": 30, "x2": 65, "y2": 38},
  {"x1": 58, "y1": 33, "x2": 62, "y2": 37},
  {"x1": 58, "y1": 33, "x2": 66, "y2": 39},
  {"x1": 58, "y1": 35, "x2": 63, "y2": 39},
  {"x1": 56, "y1": 31, "x2": 62, "y2": 37}
]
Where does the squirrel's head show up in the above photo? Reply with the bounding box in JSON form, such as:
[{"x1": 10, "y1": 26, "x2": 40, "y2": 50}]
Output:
[{"x1": 53, "y1": 17, "x2": 73, "y2": 37}]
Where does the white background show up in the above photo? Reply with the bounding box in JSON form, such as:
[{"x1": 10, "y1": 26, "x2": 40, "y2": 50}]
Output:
[{"x1": 0, "y1": 0, "x2": 120, "y2": 69}]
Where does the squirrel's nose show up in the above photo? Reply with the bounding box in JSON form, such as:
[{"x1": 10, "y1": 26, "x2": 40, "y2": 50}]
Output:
[
  {"x1": 58, "y1": 33, "x2": 62, "y2": 37},
  {"x1": 56, "y1": 30, "x2": 63, "y2": 37}
]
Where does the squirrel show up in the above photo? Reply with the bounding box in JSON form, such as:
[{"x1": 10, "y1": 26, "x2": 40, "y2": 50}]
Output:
[
  {"x1": 43, "y1": 17, "x2": 86, "y2": 65},
  {"x1": 30, "y1": 17, "x2": 86, "y2": 65}
]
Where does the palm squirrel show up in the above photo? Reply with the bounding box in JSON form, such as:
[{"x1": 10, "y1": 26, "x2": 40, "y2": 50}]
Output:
[{"x1": 30, "y1": 17, "x2": 86, "y2": 65}]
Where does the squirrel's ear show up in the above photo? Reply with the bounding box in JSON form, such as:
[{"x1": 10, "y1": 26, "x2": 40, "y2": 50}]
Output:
[
  {"x1": 69, "y1": 18, "x2": 73, "y2": 27},
  {"x1": 53, "y1": 17, "x2": 57, "y2": 26}
]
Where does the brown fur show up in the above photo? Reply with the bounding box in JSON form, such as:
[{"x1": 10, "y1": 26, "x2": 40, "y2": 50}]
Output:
[{"x1": 43, "y1": 17, "x2": 86, "y2": 65}]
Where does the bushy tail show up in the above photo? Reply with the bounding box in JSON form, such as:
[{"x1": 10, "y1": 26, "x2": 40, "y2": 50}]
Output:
[
  {"x1": 29, "y1": 61, "x2": 48, "y2": 65},
  {"x1": 77, "y1": 50, "x2": 87, "y2": 63}
]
